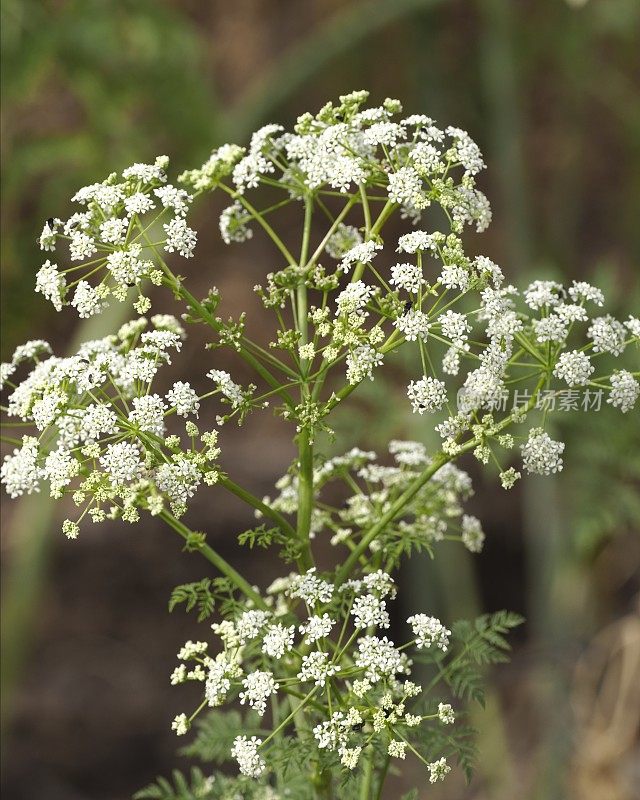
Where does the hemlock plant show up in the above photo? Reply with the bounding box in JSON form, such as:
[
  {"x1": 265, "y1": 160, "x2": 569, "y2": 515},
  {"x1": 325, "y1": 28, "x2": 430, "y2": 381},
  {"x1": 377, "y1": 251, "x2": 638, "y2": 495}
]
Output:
[{"x1": 1, "y1": 91, "x2": 638, "y2": 800}]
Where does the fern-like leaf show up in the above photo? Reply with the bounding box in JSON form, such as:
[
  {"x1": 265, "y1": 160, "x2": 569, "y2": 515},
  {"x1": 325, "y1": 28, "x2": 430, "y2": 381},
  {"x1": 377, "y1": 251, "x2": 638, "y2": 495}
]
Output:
[
  {"x1": 180, "y1": 709, "x2": 266, "y2": 765},
  {"x1": 133, "y1": 767, "x2": 213, "y2": 800}
]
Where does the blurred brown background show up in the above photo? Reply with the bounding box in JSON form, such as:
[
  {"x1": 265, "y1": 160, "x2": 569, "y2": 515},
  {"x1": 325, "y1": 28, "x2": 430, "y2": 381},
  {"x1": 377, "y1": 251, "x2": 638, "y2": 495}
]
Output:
[{"x1": 1, "y1": 1, "x2": 639, "y2": 799}]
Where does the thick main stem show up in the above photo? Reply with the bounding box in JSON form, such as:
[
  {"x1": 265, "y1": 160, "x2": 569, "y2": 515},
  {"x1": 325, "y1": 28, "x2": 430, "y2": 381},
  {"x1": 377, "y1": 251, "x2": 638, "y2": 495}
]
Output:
[
  {"x1": 296, "y1": 429, "x2": 315, "y2": 571},
  {"x1": 295, "y1": 196, "x2": 316, "y2": 572},
  {"x1": 359, "y1": 748, "x2": 374, "y2": 800}
]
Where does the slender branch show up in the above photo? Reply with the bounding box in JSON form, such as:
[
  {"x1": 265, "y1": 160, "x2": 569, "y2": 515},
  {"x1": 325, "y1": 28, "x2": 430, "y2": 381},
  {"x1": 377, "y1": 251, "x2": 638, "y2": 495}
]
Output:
[
  {"x1": 335, "y1": 451, "x2": 451, "y2": 584},
  {"x1": 218, "y1": 182, "x2": 297, "y2": 266},
  {"x1": 159, "y1": 510, "x2": 267, "y2": 610},
  {"x1": 305, "y1": 193, "x2": 358, "y2": 270},
  {"x1": 175, "y1": 281, "x2": 297, "y2": 411},
  {"x1": 336, "y1": 375, "x2": 548, "y2": 585},
  {"x1": 218, "y1": 474, "x2": 296, "y2": 540},
  {"x1": 140, "y1": 229, "x2": 297, "y2": 410}
]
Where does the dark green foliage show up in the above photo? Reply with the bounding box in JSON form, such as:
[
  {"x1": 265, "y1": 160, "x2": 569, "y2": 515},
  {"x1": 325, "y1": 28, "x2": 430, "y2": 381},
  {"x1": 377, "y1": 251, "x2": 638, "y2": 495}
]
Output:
[{"x1": 417, "y1": 723, "x2": 478, "y2": 784}]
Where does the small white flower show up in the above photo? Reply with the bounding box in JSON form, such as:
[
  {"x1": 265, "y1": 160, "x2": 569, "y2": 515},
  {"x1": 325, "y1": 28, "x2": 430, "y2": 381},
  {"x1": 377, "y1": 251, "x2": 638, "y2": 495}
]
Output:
[
  {"x1": 71, "y1": 281, "x2": 105, "y2": 318},
  {"x1": 346, "y1": 345, "x2": 383, "y2": 384},
  {"x1": 440, "y1": 263, "x2": 470, "y2": 291},
  {"x1": 297, "y1": 651, "x2": 340, "y2": 687},
  {"x1": 438, "y1": 702, "x2": 455, "y2": 724},
  {"x1": 340, "y1": 746, "x2": 362, "y2": 769},
  {"x1": 394, "y1": 310, "x2": 430, "y2": 342},
  {"x1": 1, "y1": 436, "x2": 42, "y2": 498},
  {"x1": 166, "y1": 381, "x2": 200, "y2": 417},
  {"x1": 164, "y1": 217, "x2": 197, "y2": 258},
  {"x1": 588, "y1": 315, "x2": 627, "y2": 356},
  {"x1": 239, "y1": 670, "x2": 277, "y2": 716},
  {"x1": 99, "y1": 218, "x2": 128, "y2": 244},
  {"x1": 171, "y1": 713, "x2": 189, "y2": 736},
  {"x1": 261, "y1": 624, "x2": 295, "y2": 660},
  {"x1": 407, "y1": 376, "x2": 447, "y2": 414},
  {"x1": 533, "y1": 314, "x2": 569, "y2": 344},
  {"x1": 568, "y1": 281, "x2": 604, "y2": 306},
  {"x1": 553, "y1": 350, "x2": 594, "y2": 387},
  {"x1": 128, "y1": 393, "x2": 167, "y2": 436},
  {"x1": 608, "y1": 370, "x2": 639, "y2": 413},
  {"x1": 396, "y1": 230, "x2": 440, "y2": 254},
  {"x1": 231, "y1": 735, "x2": 265, "y2": 778},
  {"x1": 461, "y1": 514, "x2": 485, "y2": 553},
  {"x1": 351, "y1": 595, "x2": 390, "y2": 629},
  {"x1": 524, "y1": 280, "x2": 563, "y2": 309},
  {"x1": 428, "y1": 756, "x2": 451, "y2": 783},
  {"x1": 338, "y1": 240, "x2": 382, "y2": 274},
  {"x1": 205, "y1": 659, "x2": 233, "y2": 707},
  {"x1": 287, "y1": 567, "x2": 334, "y2": 606},
  {"x1": 407, "y1": 614, "x2": 450, "y2": 650},
  {"x1": 234, "y1": 610, "x2": 271, "y2": 643},
  {"x1": 390, "y1": 262, "x2": 424, "y2": 293},
  {"x1": 69, "y1": 231, "x2": 97, "y2": 261},
  {"x1": 299, "y1": 614, "x2": 334, "y2": 644},
  {"x1": 99, "y1": 442, "x2": 143, "y2": 486},
  {"x1": 521, "y1": 428, "x2": 564, "y2": 475},
  {"x1": 355, "y1": 635, "x2": 408, "y2": 682},
  {"x1": 387, "y1": 166, "x2": 423, "y2": 206},
  {"x1": 388, "y1": 740, "x2": 407, "y2": 759},
  {"x1": 35, "y1": 261, "x2": 66, "y2": 311},
  {"x1": 219, "y1": 202, "x2": 253, "y2": 244}
]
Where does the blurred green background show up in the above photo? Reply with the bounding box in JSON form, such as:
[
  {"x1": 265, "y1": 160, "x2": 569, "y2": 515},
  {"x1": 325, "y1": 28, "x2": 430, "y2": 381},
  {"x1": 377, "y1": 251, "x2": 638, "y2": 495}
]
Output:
[{"x1": 1, "y1": 1, "x2": 639, "y2": 799}]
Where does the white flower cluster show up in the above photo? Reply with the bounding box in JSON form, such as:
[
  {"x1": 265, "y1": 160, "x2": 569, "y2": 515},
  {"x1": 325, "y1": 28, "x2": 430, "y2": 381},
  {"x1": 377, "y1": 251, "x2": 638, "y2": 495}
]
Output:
[
  {"x1": 407, "y1": 614, "x2": 451, "y2": 650},
  {"x1": 521, "y1": 428, "x2": 565, "y2": 475},
  {"x1": 35, "y1": 156, "x2": 197, "y2": 318},
  {"x1": 1, "y1": 317, "x2": 220, "y2": 525},
  {"x1": 264, "y1": 441, "x2": 476, "y2": 558},
  {"x1": 607, "y1": 370, "x2": 639, "y2": 413},
  {"x1": 3, "y1": 91, "x2": 638, "y2": 799},
  {"x1": 170, "y1": 569, "x2": 457, "y2": 785},
  {"x1": 407, "y1": 376, "x2": 447, "y2": 414}
]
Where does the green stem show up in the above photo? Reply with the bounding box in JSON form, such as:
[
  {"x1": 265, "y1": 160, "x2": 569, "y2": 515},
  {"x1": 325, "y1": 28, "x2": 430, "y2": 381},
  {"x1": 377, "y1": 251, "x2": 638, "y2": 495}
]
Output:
[
  {"x1": 335, "y1": 451, "x2": 451, "y2": 584},
  {"x1": 359, "y1": 748, "x2": 374, "y2": 800},
  {"x1": 140, "y1": 231, "x2": 296, "y2": 411},
  {"x1": 294, "y1": 196, "x2": 316, "y2": 572},
  {"x1": 159, "y1": 510, "x2": 267, "y2": 609},
  {"x1": 296, "y1": 429, "x2": 315, "y2": 571},
  {"x1": 218, "y1": 475, "x2": 296, "y2": 539},
  {"x1": 374, "y1": 755, "x2": 391, "y2": 800},
  {"x1": 178, "y1": 282, "x2": 296, "y2": 410},
  {"x1": 351, "y1": 199, "x2": 395, "y2": 283},
  {"x1": 305, "y1": 193, "x2": 359, "y2": 270},
  {"x1": 218, "y1": 182, "x2": 297, "y2": 266},
  {"x1": 336, "y1": 374, "x2": 548, "y2": 586},
  {"x1": 261, "y1": 687, "x2": 317, "y2": 746}
]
